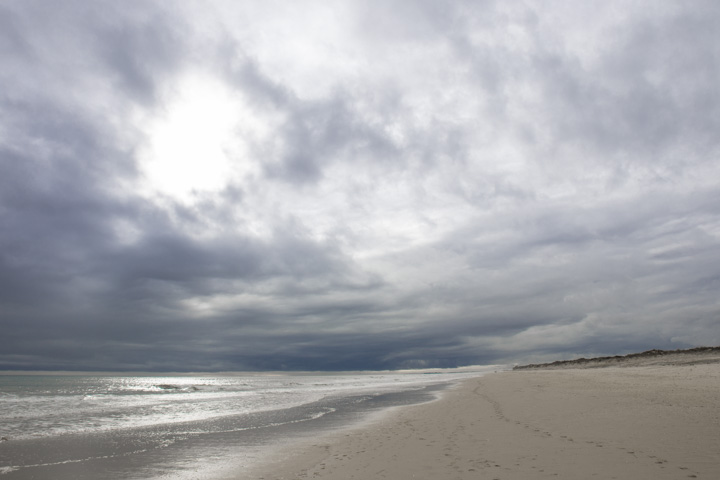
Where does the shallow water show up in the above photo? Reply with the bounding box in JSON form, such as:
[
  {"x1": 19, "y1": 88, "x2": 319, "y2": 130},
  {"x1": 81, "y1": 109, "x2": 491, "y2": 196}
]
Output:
[{"x1": 0, "y1": 370, "x2": 491, "y2": 479}]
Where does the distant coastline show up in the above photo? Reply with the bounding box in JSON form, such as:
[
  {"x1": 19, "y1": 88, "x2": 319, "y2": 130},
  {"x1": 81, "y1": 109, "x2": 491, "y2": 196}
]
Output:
[{"x1": 513, "y1": 346, "x2": 720, "y2": 370}]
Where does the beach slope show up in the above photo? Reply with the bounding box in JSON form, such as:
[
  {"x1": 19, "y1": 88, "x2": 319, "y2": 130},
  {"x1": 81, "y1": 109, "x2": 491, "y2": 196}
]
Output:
[{"x1": 251, "y1": 358, "x2": 719, "y2": 479}]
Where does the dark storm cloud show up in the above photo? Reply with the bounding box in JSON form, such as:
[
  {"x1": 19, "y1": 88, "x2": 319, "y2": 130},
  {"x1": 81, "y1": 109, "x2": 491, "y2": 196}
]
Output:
[
  {"x1": 0, "y1": 0, "x2": 185, "y2": 104},
  {"x1": 0, "y1": 0, "x2": 187, "y2": 295},
  {"x1": 1, "y1": 1, "x2": 719, "y2": 371},
  {"x1": 0, "y1": 0, "x2": 357, "y2": 368},
  {"x1": 220, "y1": 53, "x2": 399, "y2": 185}
]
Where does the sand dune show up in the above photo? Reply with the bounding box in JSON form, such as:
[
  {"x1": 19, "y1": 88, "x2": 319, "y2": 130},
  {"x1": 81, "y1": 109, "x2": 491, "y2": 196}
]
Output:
[{"x1": 514, "y1": 346, "x2": 720, "y2": 370}]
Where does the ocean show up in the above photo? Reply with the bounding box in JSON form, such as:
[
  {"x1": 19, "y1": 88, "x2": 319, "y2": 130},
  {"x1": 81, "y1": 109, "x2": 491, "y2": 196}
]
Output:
[{"x1": 0, "y1": 368, "x2": 494, "y2": 479}]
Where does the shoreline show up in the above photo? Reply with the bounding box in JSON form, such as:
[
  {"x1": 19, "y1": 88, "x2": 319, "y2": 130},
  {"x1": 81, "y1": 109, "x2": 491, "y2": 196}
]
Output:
[
  {"x1": 0, "y1": 376, "x2": 467, "y2": 480},
  {"x1": 247, "y1": 361, "x2": 720, "y2": 479}
]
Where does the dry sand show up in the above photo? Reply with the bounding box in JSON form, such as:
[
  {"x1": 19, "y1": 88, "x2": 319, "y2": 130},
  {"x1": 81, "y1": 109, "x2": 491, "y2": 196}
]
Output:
[{"x1": 248, "y1": 357, "x2": 720, "y2": 479}]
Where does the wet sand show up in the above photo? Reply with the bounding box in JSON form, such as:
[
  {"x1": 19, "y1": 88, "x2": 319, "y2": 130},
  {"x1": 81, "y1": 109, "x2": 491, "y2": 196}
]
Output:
[{"x1": 249, "y1": 358, "x2": 720, "y2": 479}]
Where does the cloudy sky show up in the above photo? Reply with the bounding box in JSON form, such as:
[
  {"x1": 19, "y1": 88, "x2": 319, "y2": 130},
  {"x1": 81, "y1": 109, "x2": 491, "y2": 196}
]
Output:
[{"x1": 1, "y1": 1, "x2": 719, "y2": 371}]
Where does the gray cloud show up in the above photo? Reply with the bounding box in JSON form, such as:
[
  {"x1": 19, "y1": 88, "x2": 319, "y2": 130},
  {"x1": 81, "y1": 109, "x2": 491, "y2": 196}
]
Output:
[{"x1": 1, "y1": 1, "x2": 719, "y2": 371}]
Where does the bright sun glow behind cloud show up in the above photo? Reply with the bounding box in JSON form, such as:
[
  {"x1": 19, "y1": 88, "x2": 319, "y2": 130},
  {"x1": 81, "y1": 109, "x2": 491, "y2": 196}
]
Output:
[{"x1": 140, "y1": 74, "x2": 253, "y2": 202}]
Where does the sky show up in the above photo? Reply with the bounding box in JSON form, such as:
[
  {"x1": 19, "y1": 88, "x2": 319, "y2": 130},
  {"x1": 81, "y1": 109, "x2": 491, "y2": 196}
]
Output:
[{"x1": 1, "y1": 1, "x2": 719, "y2": 371}]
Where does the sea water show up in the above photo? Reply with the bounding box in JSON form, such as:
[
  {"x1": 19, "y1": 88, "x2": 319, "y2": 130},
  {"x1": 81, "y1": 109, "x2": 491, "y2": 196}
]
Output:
[{"x1": 0, "y1": 369, "x2": 493, "y2": 479}]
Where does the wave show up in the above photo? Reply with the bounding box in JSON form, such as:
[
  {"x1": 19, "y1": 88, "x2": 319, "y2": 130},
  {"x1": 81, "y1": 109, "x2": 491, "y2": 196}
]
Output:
[{"x1": 153, "y1": 384, "x2": 201, "y2": 392}]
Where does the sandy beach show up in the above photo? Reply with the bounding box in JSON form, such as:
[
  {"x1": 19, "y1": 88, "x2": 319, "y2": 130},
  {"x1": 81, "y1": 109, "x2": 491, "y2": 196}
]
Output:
[{"x1": 249, "y1": 355, "x2": 720, "y2": 479}]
